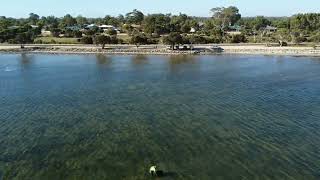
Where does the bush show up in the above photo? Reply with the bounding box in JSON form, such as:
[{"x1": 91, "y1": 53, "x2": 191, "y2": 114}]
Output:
[
  {"x1": 83, "y1": 29, "x2": 95, "y2": 36},
  {"x1": 130, "y1": 33, "x2": 149, "y2": 47},
  {"x1": 310, "y1": 34, "x2": 320, "y2": 43},
  {"x1": 50, "y1": 39, "x2": 57, "y2": 44},
  {"x1": 73, "y1": 31, "x2": 83, "y2": 38},
  {"x1": 51, "y1": 28, "x2": 61, "y2": 37},
  {"x1": 188, "y1": 35, "x2": 208, "y2": 44},
  {"x1": 206, "y1": 36, "x2": 222, "y2": 44},
  {"x1": 229, "y1": 34, "x2": 247, "y2": 43},
  {"x1": 34, "y1": 39, "x2": 43, "y2": 44},
  {"x1": 81, "y1": 36, "x2": 93, "y2": 44},
  {"x1": 106, "y1": 29, "x2": 117, "y2": 36},
  {"x1": 110, "y1": 35, "x2": 119, "y2": 44}
]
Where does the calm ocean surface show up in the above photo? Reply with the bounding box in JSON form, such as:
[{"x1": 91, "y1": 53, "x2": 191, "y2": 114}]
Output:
[{"x1": 0, "y1": 54, "x2": 320, "y2": 180}]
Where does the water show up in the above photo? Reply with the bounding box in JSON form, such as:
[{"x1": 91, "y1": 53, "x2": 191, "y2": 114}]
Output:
[{"x1": 0, "y1": 54, "x2": 320, "y2": 180}]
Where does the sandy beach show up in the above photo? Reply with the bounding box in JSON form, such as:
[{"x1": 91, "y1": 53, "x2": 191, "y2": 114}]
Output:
[{"x1": 0, "y1": 44, "x2": 320, "y2": 56}]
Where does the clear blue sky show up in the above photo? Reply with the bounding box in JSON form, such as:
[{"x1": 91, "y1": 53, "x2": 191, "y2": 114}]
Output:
[{"x1": 1, "y1": 0, "x2": 319, "y2": 18}]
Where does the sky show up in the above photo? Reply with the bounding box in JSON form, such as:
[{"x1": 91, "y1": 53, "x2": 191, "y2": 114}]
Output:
[{"x1": 1, "y1": 0, "x2": 319, "y2": 18}]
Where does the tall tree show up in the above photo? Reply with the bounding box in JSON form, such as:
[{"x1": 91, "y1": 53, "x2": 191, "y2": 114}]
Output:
[
  {"x1": 0, "y1": 16, "x2": 11, "y2": 29},
  {"x1": 15, "y1": 32, "x2": 33, "y2": 48},
  {"x1": 60, "y1": 14, "x2": 77, "y2": 28},
  {"x1": 211, "y1": 6, "x2": 241, "y2": 30},
  {"x1": 163, "y1": 32, "x2": 183, "y2": 50},
  {"x1": 130, "y1": 33, "x2": 149, "y2": 48},
  {"x1": 76, "y1": 15, "x2": 88, "y2": 26},
  {"x1": 29, "y1": 13, "x2": 40, "y2": 25},
  {"x1": 95, "y1": 35, "x2": 111, "y2": 49},
  {"x1": 252, "y1": 16, "x2": 271, "y2": 31},
  {"x1": 126, "y1": 9, "x2": 144, "y2": 24},
  {"x1": 143, "y1": 14, "x2": 171, "y2": 34},
  {"x1": 103, "y1": 15, "x2": 120, "y2": 27}
]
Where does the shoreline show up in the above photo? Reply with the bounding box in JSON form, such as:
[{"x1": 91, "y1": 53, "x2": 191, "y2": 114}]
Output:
[{"x1": 0, "y1": 44, "x2": 320, "y2": 57}]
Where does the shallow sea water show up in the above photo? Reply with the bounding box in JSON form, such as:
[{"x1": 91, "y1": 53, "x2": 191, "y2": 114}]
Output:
[{"x1": 0, "y1": 54, "x2": 320, "y2": 180}]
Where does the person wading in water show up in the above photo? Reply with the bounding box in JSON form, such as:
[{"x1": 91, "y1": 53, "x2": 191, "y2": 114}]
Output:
[{"x1": 149, "y1": 166, "x2": 157, "y2": 176}]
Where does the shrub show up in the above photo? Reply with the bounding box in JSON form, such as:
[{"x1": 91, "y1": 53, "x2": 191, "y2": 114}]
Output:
[
  {"x1": 34, "y1": 39, "x2": 43, "y2": 44},
  {"x1": 106, "y1": 29, "x2": 117, "y2": 36},
  {"x1": 50, "y1": 39, "x2": 56, "y2": 44},
  {"x1": 110, "y1": 35, "x2": 119, "y2": 44},
  {"x1": 229, "y1": 34, "x2": 247, "y2": 43},
  {"x1": 73, "y1": 31, "x2": 83, "y2": 38},
  {"x1": 310, "y1": 34, "x2": 320, "y2": 43},
  {"x1": 81, "y1": 36, "x2": 93, "y2": 44}
]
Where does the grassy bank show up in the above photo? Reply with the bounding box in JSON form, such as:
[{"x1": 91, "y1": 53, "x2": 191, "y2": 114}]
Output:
[{"x1": 34, "y1": 37, "x2": 81, "y2": 44}]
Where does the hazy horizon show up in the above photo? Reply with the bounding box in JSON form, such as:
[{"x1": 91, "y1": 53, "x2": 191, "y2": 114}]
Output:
[{"x1": 0, "y1": 0, "x2": 319, "y2": 18}]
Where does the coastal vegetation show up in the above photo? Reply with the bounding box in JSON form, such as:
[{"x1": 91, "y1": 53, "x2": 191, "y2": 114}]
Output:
[{"x1": 0, "y1": 8, "x2": 320, "y2": 47}]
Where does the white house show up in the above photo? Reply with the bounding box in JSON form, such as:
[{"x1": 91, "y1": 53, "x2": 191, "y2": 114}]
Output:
[
  {"x1": 99, "y1": 25, "x2": 115, "y2": 30},
  {"x1": 264, "y1": 25, "x2": 277, "y2": 33},
  {"x1": 41, "y1": 29, "x2": 52, "y2": 37},
  {"x1": 31, "y1": 25, "x2": 39, "y2": 29},
  {"x1": 190, "y1": 27, "x2": 196, "y2": 33},
  {"x1": 86, "y1": 24, "x2": 98, "y2": 29}
]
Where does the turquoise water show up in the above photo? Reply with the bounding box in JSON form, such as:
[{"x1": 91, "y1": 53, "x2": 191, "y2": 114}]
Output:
[{"x1": 0, "y1": 54, "x2": 320, "y2": 180}]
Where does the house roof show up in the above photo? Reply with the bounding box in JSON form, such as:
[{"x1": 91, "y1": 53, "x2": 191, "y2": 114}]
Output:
[
  {"x1": 99, "y1": 25, "x2": 115, "y2": 28},
  {"x1": 86, "y1": 24, "x2": 97, "y2": 28},
  {"x1": 265, "y1": 25, "x2": 277, "y2": 30},
  {"x1": 229, "y1": 25, "x2": 242, "y2": 31},
  {"x1": 66, "y1": 25, "x2": 82, "y2": 31},
  {"x1": 8, "y1": 26, "x2": 20, "y2": 29}
]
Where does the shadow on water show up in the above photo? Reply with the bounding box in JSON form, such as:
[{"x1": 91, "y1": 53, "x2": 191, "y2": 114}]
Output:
[
  {"x1": 167, "y1": 55, "x2": 199, "y2": 76},
  {"x1": 168, "y1": 55, "x2": 195, "y2": 65},
  {"x1": 95, "y1": 54, "x2": 112, "y2": 66},
  {"x1": 131, "y1": 55, "x2": 149, "y2": 65},
  {"x1": 18, "y1": 53, "x2": 34, "y2": 69}
]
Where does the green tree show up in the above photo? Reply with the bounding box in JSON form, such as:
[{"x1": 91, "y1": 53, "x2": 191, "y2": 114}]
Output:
[
  {"x1": 211, "y1": 6, "x2": 241, "y2": 30},
  {"x1": 43, "y1": 16, "x2": 59, "y2": 29},
  {"x1": 60, "y1": 14, "x2": 77, "y2": 28},
  {"x1": 252, "y1": 16, "x2": 271, "y2": 31},
  {"x1": 106, "y1": 29, "x2": 117, "y2": 36},
  {"x1": 170, "y1": 14, "x2": 195, "y2": 33},
  {"x1": 104, "y1": 15, "x2": 120, "y2": 27},
  {"x1": 76, "y1": 15, "x2": 88, "y2": 26},
  {"x1": 95, "y1": 35, "x2": 111, "y2": 49},
  {"x1": 51, "y1": 28, "x2": 61, "y2": 37},
  {"x1": 81, "y1": 36, "x2": 93, "y2": 44},
  {"x1": 29, "y1": 13, "x2": 39, "y2": 25},
  {"x1": 117, "y1": 14, "x2": 125, "y2": 24},
  {"x1": 0, "y1": 16, "x2": 11, "y2": 29},
  {"x1": 110, "y1": 35, "x2": 119, "y2": 44},
  {"x1": 188, "y1": 35, "x2": 208, "y2": 44},
  {"x1": 163, "y1": 32, "x2": 183, "y2": 50},
  {"x1": 181, "y1": 23, "x2": 191, "y2": 33},
  {"x1": 229, "y1": 34, "x2": 247, "y2": 43},
  {"x1": 73, "y1": 31, "x2": 83, "y2": 38},
  {"x1": 143, "y1": 14, "x2": 171, "y2": 34},
  {"x1": 130, "y1": 33, "x2": 149, "y2": 48},
  {"x1": 126, "y1": 9, "x2": 144, "y2": 24},
  {"x1": 15, "y1": 32, "x2": 33, "y2": 48}
]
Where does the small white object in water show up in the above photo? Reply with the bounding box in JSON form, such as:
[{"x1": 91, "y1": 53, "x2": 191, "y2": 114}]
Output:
[
  {"x1": 4, "y1": 67, "x2": 15, "y2": 72},
  {"x1": 4, "y1": 67, "x2": 11, "y2": 72}
]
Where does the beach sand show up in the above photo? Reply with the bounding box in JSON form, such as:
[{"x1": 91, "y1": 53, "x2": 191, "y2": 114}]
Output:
[{"x1": 0, "y1": 44, "x2": 320, "y2": 56}]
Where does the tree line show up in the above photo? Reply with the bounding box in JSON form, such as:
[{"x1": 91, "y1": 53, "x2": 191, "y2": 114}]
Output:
[{"x1": 0, "y1": 7, "x2": 320, "y2": 48}]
